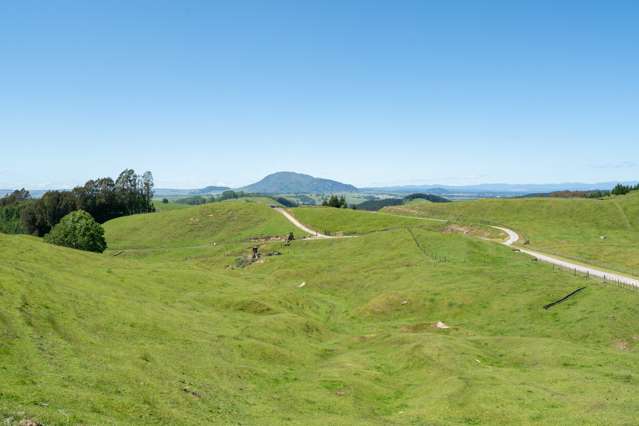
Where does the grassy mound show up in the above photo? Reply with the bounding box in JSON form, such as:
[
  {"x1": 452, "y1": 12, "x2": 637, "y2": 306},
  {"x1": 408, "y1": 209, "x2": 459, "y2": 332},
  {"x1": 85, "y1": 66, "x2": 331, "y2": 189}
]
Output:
[
  {"x1": 385, "y1": 192, "x2": 639, "y2": 276},
  {"x1": 104, "y1": 198, "x2": 300, "y2": 250},
  {"x1": 3, "y1": 203, "x2": 639, "y2": 424}
]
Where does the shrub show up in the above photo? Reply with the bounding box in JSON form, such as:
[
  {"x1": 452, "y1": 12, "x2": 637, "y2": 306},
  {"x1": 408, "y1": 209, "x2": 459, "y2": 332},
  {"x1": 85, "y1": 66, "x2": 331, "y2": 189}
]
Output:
[{"x1": 44, "y1": 210, "x2": 107, "y2": 253}]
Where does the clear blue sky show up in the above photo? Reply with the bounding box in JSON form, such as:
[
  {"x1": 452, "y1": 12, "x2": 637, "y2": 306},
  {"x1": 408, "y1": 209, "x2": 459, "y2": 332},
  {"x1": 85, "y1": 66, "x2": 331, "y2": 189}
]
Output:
[{"x1": 1, "y1": 0, "x2": 638, "y2": 189}]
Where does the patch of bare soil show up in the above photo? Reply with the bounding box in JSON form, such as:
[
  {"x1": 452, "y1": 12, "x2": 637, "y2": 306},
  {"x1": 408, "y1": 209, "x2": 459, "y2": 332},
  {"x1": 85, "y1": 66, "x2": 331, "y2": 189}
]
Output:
[
  {"x1": 614, "y1": 340, "x2": 630, "y2": 351},
  {"x1": 442, "y1": 224, "x2": 473, "y2": 235},
  {"x1": 249, "y1": 235, "x2": 286, "y2": 243},
  {"x1": 442, "y1": 224, "x2": 499, "y2": 239},
  {"x1": 19, "y1": 420, "x2": 42, "y2": 426}
]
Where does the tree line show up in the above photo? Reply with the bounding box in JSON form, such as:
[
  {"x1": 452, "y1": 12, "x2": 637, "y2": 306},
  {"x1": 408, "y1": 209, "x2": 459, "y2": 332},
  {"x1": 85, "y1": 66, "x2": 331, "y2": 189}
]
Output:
[
  {"x1": 0, "y1": 169, "x2": 155, "y2": 236},
  {"x1": 173, "y1": 190, "x2": 300, "y2": 207},
  {"x1": 0, "y1": 189, "x2": 31, "y2": 233},
  {"x1": 611, "y1": 183, "x2": 639, "y2": 196},
  {"x1": 175, "y1": 190, "x2": 248, "y2": 205},
  {"x1": 322, "y1": 195, "x2": 348, "y2": 208}
]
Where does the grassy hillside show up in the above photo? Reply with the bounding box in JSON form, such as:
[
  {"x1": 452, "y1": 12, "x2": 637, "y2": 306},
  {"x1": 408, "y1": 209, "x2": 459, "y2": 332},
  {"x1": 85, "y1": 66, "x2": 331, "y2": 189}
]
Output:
[
  {"x1": 292, "y1": 207, "x2": 447, "y2": 235},
  {"x1": 3, "y1": 202, "x2": 639, "y2": 424},
  {"x1": 152, "y1": 199, "x2": 193, "y2": 212},
  {"x1": 385, "y1": 193, "x2": 639, "y2": 276},
  {"x1": 104, "y1": 198, "x2": 301, "y2": 249}
]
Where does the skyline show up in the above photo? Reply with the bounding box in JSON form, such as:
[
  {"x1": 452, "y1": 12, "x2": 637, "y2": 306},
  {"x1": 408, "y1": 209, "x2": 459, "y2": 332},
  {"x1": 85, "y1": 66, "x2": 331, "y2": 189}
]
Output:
[
  {"x1": 2, "y1": 1, "x2": 638, "y2": 189},
  {"x1": 1, "y1": 168, "x2": 638, "y2": 192}
]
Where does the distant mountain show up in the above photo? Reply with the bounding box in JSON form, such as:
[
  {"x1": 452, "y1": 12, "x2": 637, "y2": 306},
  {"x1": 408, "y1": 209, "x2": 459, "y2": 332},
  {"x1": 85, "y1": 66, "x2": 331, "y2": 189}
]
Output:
[
  {"x1": 240, "y1": 172, "x2": 358, "y2": 194},
  {"x1": 363, "y1": 181, "x2": 639, "y2": 195},
  {"x1": 154, "y1": 186, "x2": 230, "y2": 197},
  {"x1": 191, "y1": 186, "x2": 230, "y2": 195}
]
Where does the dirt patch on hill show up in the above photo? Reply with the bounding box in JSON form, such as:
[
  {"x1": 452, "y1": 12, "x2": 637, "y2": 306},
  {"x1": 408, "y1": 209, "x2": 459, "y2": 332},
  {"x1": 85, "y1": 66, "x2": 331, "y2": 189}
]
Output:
[
  {"x1": 613, "y1": 340, "x2": 631, "y2": 351},
  {"x1": 248, "y1": 235, "x2": 287, "y2": 243},
  {"x1": 442, "y1": 224, "x2": 502, "y2": 239}
]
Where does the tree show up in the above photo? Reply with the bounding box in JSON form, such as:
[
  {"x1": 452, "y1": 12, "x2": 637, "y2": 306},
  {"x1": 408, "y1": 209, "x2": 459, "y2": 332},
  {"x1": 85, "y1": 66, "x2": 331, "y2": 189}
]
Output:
[
  {"x1": 162, "y1": 198, "x2": 169, "y2": 204},
  {"x1": 21, "y1": 190, "x2": 77, "y2": 236},
  {"x1": 322, "y1": 194, "x2": 347, "y2": 208},
  {"x1": 0, "y1": 189, "x2": 31, "y2": 207},
  {"x1": 44, "y1": 210, "x2": 107, "y2": 253},
  {"x1": 142, "y1": 171, "x2": 155, "y2": 212},
  {"x1": 612, "y1": 184, "x2": 631, "y2": 196},
  {"x1": 20, "y1": 168, "x2": 156, "y2": 235},
  {"x1": 220, "y1": 190, "x2": 238, "y2": 200}
]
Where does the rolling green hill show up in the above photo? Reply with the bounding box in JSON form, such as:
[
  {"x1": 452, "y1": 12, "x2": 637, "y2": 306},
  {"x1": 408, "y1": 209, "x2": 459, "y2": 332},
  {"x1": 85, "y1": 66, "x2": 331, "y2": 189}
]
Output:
[
  {"x1": 104, "y1": 198, "x2": 301, "y2": 250},
  {"x1": 384, "y1": 192, "x2": 639, "y2": 276},
  {"x1": 291, "y1": 206, "x2": 446, "y2": 235},
  {"x1": 3, "y1": 200, "x2": 639, "y2": 424}
]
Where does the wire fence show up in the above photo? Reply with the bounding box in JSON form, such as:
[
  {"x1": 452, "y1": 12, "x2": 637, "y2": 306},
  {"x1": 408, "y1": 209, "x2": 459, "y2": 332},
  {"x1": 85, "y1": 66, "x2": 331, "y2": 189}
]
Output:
[{"x1": 550, "y1": 263, "x2": 639, "y2": 292}]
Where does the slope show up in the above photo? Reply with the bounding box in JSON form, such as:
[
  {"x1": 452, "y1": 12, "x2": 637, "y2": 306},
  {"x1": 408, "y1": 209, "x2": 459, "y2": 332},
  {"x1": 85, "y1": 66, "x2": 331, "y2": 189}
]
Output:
[
  {"x1": 384, "y1": 192, "x2": 639, "y2": 276},
  {"x1": 3, "y1": 204, "x2": 639, "y2": 424},
  {"x1": 104, "y1": 198, "x2": 301, "y2": 250}
]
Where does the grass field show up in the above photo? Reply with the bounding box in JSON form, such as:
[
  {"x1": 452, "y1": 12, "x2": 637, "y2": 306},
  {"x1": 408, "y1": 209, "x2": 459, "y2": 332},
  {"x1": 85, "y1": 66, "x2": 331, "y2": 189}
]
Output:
[
  {"x1": 152, "y1": 199, "x2": 193, "y2": 212},
  {"x1": 292, "y1": 206, "x2": 446, "y2": 235},
  {"x1": 3, "y1": 198, "x2": 639, "y2": 424},
  {"x1": 105, "y1": 198, "x2": 300, "y2": 250},
  {"x1": 384, "y1": 192, "x2": 639, "y2": 277}
]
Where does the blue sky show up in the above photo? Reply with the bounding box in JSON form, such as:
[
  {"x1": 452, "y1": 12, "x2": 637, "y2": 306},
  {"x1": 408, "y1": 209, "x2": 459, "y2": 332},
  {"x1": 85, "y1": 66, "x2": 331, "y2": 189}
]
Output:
[{"x1": 1, "y1": 0, "x2": 638, "y2": 189}]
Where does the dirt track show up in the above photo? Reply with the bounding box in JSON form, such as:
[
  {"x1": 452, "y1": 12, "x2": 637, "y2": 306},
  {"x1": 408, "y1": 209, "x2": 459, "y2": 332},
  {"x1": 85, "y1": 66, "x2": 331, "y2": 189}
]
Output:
[{"x1": 492, "y1": 225, "x2": 639, "y2": 288}]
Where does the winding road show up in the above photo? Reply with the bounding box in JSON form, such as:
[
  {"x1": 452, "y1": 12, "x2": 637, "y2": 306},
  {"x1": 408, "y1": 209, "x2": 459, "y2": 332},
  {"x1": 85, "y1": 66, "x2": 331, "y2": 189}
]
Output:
[
  {"x1": 491, "y1": 225, "x2": 639, "y2": 288},
  {"x1": 274, "y1": 207, "x2": 334, "y2": 239},
  {"x1": 274, "y1": 206, "x2": 639, "y2": 288}
]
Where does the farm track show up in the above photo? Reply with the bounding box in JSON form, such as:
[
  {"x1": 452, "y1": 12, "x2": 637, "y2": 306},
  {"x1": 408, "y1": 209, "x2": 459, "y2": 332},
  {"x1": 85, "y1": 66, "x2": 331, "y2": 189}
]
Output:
[{"x1": 492, "y1": 226, "x2": 639, "y2": 288}]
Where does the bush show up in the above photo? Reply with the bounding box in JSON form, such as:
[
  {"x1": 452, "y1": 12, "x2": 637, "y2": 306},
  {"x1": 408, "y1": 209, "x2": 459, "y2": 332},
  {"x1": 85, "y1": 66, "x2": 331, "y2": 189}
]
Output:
[{"x1": 44, "y1": 210, "x2": 107, "y2": 253}]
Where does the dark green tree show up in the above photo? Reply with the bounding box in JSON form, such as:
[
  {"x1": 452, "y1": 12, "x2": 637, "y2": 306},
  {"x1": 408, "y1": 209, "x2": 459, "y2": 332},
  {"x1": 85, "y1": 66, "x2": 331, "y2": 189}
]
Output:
[
  {"x1": 44, "y1": 210, "x2": 107, "y2": 253},
  {"x1": 612, "y1": 184, "x2": 631, "y2": 196},
  {"x1": 322, "y1": 194, "x2": 347, "y2": 208},
  {"x1": 0, "y1": 189, "x2": 31, "y2": 207},
  {"x1": 142, "y1": 171, "x2": 155, "y2": 212},
  {"x1": 21, "y1": 169, "x2": 156, "y2": 236},
  {"x1": 220, "y1": 190, "x2": 238, "y2": 200}
]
